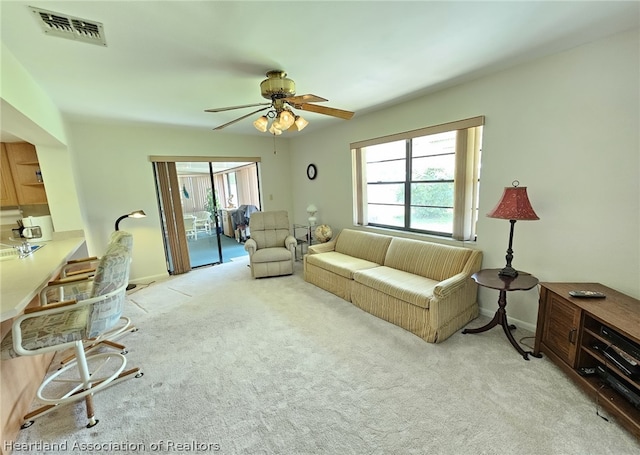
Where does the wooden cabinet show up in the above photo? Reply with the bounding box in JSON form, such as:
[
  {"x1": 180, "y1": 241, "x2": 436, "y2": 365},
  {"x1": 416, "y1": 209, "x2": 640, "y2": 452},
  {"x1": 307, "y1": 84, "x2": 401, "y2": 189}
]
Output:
[
  {"x1": 221, "y1": 209, "x2": 235, "y2": 237},
  {"x1": 535, "y1": 283, "x2": 640, "y2": 439},
  {"x1": 540, "y1": 292, "x2": 582, "y2": 366},
  {"x1": 1, "y1": 143, "x2": 19, "y2": 207},
  {"x1": 3, "y1": 142, "x2": 48, "y2": 205}
]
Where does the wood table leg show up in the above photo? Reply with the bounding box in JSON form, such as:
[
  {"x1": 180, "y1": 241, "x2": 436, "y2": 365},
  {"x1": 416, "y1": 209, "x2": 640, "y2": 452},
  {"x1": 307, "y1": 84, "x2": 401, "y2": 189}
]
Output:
[{"x1": 463, "y1": 290, "x2": 541, "y2": 360}]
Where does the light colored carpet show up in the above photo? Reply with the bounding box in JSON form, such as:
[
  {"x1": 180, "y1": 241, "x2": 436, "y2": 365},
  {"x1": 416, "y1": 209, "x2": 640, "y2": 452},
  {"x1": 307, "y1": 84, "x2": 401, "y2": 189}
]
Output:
[{"x1": 12, "y1": 258, "x2": 640, "y2": 454}]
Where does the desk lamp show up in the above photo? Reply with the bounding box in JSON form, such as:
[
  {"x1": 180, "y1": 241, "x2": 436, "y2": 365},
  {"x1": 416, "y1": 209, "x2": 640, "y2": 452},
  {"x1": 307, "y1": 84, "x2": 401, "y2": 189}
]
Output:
[
  {"x1": 114, "y1": 209, "x2": 146, "y2": 290},
  {"x1": 487, "y1": 181, "x2": 539, "y2": 277},
  {"x1": 115, "y1": 210, "x2": 146, "y2": 231}
]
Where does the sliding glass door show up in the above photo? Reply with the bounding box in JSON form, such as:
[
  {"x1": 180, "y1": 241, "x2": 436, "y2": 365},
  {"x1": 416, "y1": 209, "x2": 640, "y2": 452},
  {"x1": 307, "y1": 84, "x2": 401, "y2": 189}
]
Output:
[
  {"x1": 151, "y1": 156, "x2": 261, "y2": 274},
  {"x1": 178, "y1": 162, "x2": 223, "y2": 268}
]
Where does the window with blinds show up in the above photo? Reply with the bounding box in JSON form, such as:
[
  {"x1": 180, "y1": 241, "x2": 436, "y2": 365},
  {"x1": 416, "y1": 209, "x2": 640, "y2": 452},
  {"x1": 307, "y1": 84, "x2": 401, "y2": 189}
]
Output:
[{"x1": 351, "y1": 116, "x2": 484, "y2": 241}]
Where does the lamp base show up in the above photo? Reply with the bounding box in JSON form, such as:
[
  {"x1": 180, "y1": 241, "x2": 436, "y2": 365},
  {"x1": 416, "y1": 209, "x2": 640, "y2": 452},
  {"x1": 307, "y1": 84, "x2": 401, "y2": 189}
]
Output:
[{"x1": 498, "y1": 266, "x2": 519, "y2": 278}]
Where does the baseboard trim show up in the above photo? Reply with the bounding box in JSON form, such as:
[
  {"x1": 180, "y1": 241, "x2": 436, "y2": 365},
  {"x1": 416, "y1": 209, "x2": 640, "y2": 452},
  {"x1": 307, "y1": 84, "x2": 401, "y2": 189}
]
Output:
[
  {"x1": 128, "y1": 273, "x2": 169, "y2": 288},
  {"x1": 478, "y1": 307, "x2": 537, "y2": 333}
]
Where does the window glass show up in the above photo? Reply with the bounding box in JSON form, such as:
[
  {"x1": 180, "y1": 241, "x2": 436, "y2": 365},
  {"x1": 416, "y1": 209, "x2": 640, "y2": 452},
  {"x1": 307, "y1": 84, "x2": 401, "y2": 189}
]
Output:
[{"x1": 352, "y1": 117, "x2": 483, "y2": 239}]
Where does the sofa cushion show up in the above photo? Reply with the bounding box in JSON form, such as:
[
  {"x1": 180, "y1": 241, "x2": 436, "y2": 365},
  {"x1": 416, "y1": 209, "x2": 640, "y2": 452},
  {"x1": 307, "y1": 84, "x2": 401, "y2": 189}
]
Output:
[
  {"x1": 306, "y1": 251, "x2": 380, "y2": 279},
  {"x1": 353, "y1": 266, "x2": 439, "y2": 309},
  {"x1": 334, "y1": 229, "x2": 392, "y2": 265},
  {"x1": 384, "y1": 238, "x2": 473, "y2": 281}
]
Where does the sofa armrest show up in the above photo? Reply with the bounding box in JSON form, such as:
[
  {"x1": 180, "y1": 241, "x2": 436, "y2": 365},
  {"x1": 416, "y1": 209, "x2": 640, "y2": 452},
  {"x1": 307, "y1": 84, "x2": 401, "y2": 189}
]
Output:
[
  {"x1": 434, "y1": 272, "x2": 470, "y2": 298},
  {"x1": 244, "y1": 238, "x2": 257, "y2": 255},
  {"x1": 308, "y1": 238, "x2": 337, "y2": 255}
]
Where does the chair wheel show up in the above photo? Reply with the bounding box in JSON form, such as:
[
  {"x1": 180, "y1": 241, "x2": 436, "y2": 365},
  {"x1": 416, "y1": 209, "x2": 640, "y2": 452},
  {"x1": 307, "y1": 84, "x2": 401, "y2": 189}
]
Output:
[
  {"x1": 135, "y1": 372, "x2": 144, "y2": 378},
  {"x1": 21, "y1": 421, "x2": 34, "y2": 429},
  {"x1": 131, "y1": 328, "x2": 139, "y2": 333},
  {"x1": 86, "y1": 419, "x2": 99, "y2": 428},
  {"x1": 121, "y1": 350, "x2": 128, "y2": 355}
]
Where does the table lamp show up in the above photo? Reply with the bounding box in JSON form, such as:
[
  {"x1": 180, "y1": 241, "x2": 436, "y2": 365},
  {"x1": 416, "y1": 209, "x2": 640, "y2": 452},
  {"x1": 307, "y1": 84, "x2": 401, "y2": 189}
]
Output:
[
  {"x1": 487, "y1": 181, "x2": 539, "y2": 277},
  {"x1": 307, "y1": 204, "x2": 318, "y2": 226}
]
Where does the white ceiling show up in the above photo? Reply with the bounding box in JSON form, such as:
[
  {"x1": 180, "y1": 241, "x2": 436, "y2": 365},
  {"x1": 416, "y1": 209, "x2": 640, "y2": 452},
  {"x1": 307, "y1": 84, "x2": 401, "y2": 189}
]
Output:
[{"x1": 1, "y1": 1, "x2": 638, "y2": 140}]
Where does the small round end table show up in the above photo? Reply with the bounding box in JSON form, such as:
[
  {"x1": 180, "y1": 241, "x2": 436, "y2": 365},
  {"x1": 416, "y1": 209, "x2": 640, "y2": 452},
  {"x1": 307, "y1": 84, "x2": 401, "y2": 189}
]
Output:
[{"x1": 462, "y1": 268, "x2": 542, "y2": 361}]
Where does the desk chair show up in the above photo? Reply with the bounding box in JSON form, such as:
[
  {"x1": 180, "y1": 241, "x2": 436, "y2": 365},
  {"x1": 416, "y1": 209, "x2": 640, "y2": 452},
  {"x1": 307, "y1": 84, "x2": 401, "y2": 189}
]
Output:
[
  {"x1": 1, "y1": 241, "x2": 142, "y2": 429},
  {"x1": 59, "y1": 231, "x2": 133, "y2": 279},
  {"x1": 44, "y1": 231, "x2": 137, "y2": 365}
]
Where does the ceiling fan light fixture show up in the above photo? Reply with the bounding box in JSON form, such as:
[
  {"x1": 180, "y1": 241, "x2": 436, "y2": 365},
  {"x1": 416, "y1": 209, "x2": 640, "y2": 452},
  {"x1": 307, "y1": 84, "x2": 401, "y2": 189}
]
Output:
[
  {"x1": 279, "y1": 110, "x2": 295, "y2": 130},
  {"x1": 268, "y1": 123, "x2": 282, "y2": 135},
  {"x1": 253, "y1": 115, "x2": 268, "y2": 132},
  {"x1": 294, "y1": 115, "x2": 309, "y2": 131},
  {"x1": 271, "y1": 117, "x2": 283, "y2": 131}
]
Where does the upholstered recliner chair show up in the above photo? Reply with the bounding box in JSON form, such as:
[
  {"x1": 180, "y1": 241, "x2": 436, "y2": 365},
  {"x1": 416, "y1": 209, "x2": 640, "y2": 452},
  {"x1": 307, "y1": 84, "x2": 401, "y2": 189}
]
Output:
[{"x1": 244, "y1": 211, "x2": 297, "y2": 278}]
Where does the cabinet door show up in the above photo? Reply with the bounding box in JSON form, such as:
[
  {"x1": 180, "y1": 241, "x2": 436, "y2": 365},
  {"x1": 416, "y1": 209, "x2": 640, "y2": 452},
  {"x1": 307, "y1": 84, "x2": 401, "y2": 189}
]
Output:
[
  {"x1": 542, "y1": 293, "x2": 582, "y2": 366},
  {"x1": 5, "y1": 142, "x2": 48, "y2": 205},
  {"x1": 1, "y1": 144, "x2": 18, "y2": 207}
]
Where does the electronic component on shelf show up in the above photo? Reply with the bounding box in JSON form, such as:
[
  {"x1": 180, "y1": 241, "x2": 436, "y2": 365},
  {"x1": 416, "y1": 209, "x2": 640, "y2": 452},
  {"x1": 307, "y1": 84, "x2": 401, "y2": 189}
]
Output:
[
  {"x1": 596, "y1": 366, "x2": 640, "y2": 410},
  {"x1": 600, "y1": 326, "x2": 640, "y2": 363},
  {"x1": 592, "y1": 343, "x2": 640, "y2": 380},
  {"x1": 577, "y1": 367, "x2": 597, "y2": 376}
]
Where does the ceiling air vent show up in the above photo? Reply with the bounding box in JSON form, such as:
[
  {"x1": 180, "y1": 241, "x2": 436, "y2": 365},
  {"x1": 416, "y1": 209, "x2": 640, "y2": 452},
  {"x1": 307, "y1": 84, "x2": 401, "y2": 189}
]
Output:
[{"x1": 29, "y1": 6, "x2": 107, "y2": 46}]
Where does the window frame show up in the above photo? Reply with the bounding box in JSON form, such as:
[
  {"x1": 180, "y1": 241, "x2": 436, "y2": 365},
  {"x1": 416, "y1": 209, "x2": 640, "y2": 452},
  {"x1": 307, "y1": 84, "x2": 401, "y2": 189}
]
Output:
[{"x1": 351, "y1": 116, "x2": 484, "y2": 241}]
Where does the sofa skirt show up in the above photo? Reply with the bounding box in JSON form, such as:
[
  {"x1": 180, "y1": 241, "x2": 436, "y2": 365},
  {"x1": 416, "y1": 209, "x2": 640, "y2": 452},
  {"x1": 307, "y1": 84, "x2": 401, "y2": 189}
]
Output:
[
  {"x1": 350, "y1": 281, "x2": 479, "y2": 343},
  {"x1": 304, "y1": 261, "x2": 353, "y2": 301}
]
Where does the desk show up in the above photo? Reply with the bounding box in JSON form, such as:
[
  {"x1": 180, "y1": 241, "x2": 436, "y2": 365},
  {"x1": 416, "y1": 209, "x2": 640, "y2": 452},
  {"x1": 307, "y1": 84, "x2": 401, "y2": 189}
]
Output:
[
  {"x1": 1, "y1": 236, "x2": 86, "y2": 321},
  {"x1": 462, "y1": 268, "x2": 541, "y2": 360}
]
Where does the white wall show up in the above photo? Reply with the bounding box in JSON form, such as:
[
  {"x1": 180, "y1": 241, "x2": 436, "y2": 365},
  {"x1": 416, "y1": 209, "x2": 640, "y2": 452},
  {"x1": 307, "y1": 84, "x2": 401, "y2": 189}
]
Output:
[
  {"x1": 0, "y1": 44, "x2": 67, "y2": 147},
  {"x1": 65, "y1": 121, "x2": 293, "y2": 283},
  {"x1": 0, "y1": 44, "x2": 84, "y2": 234},
  {"x1": 35, "y1": 145, "x2": 84, "y2": 231},
  {"x1": 3, "y1": 28, "x2": 638, "y2": 329},
  {"x1": 289, "y1": 29, "x2": 639, "y2": 329}
]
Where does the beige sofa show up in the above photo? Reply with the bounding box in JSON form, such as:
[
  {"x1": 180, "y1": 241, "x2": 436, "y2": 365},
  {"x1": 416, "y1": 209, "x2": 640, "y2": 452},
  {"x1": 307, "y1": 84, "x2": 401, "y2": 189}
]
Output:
[{"x1": 304, "y1": 229, "x2": 482, "y2": 343}]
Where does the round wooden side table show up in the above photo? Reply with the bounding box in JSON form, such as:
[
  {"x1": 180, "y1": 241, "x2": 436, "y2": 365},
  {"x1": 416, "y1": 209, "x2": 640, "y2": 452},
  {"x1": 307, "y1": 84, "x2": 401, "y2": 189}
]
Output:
[{"x1": 463, "y1": 268, "x2": 542, "y2": 361}]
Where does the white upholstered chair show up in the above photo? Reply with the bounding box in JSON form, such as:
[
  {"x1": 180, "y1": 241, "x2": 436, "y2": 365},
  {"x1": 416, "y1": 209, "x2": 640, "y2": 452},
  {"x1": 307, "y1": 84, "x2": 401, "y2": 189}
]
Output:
[
  {"x1": 183, "y1": 215, "x2": 197, "y2": 240},
  {"x1": 244, "y1": 211, "x2": 297, "y2": 278},
  {"x1": 193, "y1": 210, "x2": 212, "y2": 234}
]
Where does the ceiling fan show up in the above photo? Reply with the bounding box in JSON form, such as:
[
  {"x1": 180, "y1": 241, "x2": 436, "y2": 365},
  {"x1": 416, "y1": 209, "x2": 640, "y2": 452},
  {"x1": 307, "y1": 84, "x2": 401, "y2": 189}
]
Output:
[{"x1": 205, "y1": 70, "x2": 355, "y2": 134}]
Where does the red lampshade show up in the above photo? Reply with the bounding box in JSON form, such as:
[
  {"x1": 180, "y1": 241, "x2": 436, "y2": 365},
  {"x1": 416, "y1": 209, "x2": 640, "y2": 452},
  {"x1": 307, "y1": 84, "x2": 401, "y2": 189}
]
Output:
[{"x1": 487, "y1": 185, "x2": 539, "y2": 221}]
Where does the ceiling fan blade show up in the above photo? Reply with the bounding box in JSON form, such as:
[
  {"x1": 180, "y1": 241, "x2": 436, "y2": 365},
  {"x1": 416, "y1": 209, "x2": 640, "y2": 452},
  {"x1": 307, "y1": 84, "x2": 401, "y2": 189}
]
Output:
[
  {"x1": 205, "y1": 102, "x2": 271, "y2": 113},
  {"x1": 283, "y1": 94, "x2": 328, "y2": 104},
  {"x1": 213, "y1": 106, "x2": 270, "y2": 130},
  {"x1": 296, "y1": 103, "x2": 355, "y2": 120}
]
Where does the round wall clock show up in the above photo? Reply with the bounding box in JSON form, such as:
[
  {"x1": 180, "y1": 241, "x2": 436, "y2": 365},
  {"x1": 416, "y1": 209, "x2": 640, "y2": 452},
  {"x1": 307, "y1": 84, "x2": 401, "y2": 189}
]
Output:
[{"x1": 307, "y1": 164, "x2": 317, "y2": 180}]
